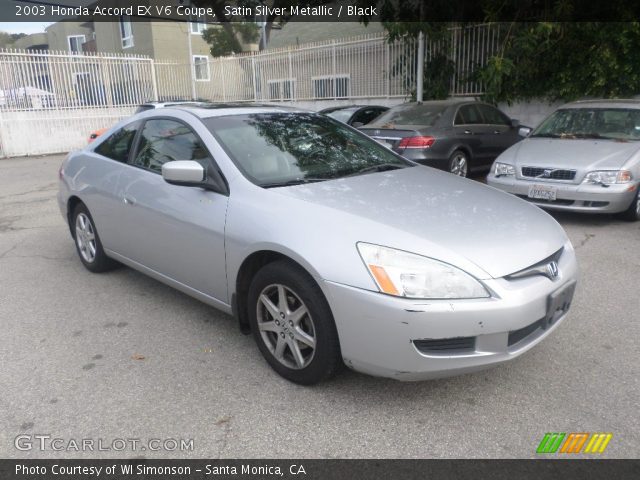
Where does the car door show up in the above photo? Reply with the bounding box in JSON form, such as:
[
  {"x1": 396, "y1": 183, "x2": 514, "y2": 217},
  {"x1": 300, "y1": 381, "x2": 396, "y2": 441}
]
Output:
[
  {"x1": 477, "y1": 104, "x2": 519, "y2": 161},
  {"x1": 453, "y1": 104, "x2": 491, "y2": 166},
  {"x1": 87, "y1": 121, "x2": 141, "y2": 254},
  {"x1": 115, "y1": 117, "x2": 229, "y2": 303}
]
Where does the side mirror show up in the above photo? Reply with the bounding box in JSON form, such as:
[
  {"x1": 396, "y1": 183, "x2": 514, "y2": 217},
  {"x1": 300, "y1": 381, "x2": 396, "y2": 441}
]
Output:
[
  {"x1": 162, "y1": 160, "x2": 205, "y2": 187},
  {"x1": 518, "y1": 126, "x2": 532, "y2": 137},
  {"x1": 511, "y1": 118, "x2": 520, "y2": 128},
  {"x1": 351, "y1": 121, "x2": 364, "y2": 128}
]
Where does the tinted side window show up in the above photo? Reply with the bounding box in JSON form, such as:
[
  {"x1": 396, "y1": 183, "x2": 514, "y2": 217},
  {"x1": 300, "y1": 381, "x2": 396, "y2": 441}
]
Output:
[
  {"x1": 456, "y1": 105, "x2": 483, "y2": 125},
  {"x1": 478, "y1": 105, "x2": 510, "y2": 125},
  {"x1": 94, "y1": 122, "x2": 138, "y2": 162},
  {"x1": 131, "y1": 119, "x2": 211, "y2": 174},
  {"x1": 353, "y1": 108, "x2": 386, "y2": 125}
]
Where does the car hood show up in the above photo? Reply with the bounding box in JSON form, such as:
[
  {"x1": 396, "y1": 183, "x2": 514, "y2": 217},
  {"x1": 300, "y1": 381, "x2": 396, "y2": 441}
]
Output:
[
  {"x1": 510, "y1": 138, "x2": 640, "y2": 170},
  {"x1": 275, "y1": 167, "x2": 568, "y2": 279}
]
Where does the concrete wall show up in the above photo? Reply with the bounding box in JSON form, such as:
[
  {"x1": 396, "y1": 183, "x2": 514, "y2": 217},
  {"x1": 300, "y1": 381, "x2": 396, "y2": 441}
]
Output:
[
  {"x1": 0, "y1": 107, "x2": 135, "y2": 157},
  {"x1": 0, "y1": 99, "x2": 558, "y2": 157}
]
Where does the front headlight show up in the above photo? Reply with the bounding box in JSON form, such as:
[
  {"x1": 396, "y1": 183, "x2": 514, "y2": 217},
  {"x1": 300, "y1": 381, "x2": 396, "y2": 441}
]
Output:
[
  {"x1": 583, "y1": 170, "x2": 632, "y2": 185},
  {"x1": 357, "y1": 243, "x2": 490, "y2": 299},
  {"x1": 493, "y1": 162, "x2": 515, "y2": 177}
]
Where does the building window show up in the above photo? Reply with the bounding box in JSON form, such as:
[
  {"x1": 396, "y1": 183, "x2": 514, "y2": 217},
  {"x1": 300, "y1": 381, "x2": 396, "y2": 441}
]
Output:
[
  {"x1": 190, "y1": 17, "x2": 207, "y2": 34},
  {"x1": 120, "y1": 15, "x2": 134, "y2": 48},
  {"x1": 67, "y1": 35, "x2": 85, "y2": 54},
  {"x1": 312, "y1": 75, "x2": 350, "y2": 99},
  {"x1": 267, "y1": 79, "x2": 296, "y2": 101},
  {"x1": 193, "y1": 56, "x2": 210, "y2": 81}
]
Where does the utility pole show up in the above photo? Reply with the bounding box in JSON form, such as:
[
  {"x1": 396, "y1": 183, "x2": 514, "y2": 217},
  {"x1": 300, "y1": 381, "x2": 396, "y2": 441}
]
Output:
[
  {"x1": 416, "y1": 31, "x2": 424, "y2": 103},
  {"x1": 416, "y1": 4, "x2": 426, "y2": 103},
  {"x1": 187, "y1": 21, "x2": 197, "y2": 101}
]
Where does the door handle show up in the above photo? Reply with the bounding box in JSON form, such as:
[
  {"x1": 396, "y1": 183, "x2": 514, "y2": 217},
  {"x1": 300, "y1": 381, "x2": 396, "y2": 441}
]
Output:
[
  {"x1": 493, "y1": 130, "x2": 501, "y2": 134},
  {"x1": 123, "y1": 195, "x2": 136, "y2": 206},
  {"x1": 464, "y1": 129, "x2": 472, "y2": 134}
]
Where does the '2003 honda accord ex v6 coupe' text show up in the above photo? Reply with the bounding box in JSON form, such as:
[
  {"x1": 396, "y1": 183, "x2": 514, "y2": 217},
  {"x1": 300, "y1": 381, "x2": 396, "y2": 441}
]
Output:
[{"x1": 58, "y1": 104, "x2": 578, "y2": 384}]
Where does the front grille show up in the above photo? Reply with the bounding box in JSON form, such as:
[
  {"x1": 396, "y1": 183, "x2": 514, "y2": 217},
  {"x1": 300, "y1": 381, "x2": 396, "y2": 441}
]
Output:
[
  {"x1": 522, "y1": 166, "x2": 576, "y2": 180},
  {"x1": 508, "y1": 318, "x2": 546, "y2": 346},
  {"x1": 413, "y1": 337, "x2": 475, "y2": 354},
  {"x1": 516, "y1": 195, "x2": 575, "y2": 206},
  {"x1": 506, "y1": 247, "x2": 563, "y2": 281}
]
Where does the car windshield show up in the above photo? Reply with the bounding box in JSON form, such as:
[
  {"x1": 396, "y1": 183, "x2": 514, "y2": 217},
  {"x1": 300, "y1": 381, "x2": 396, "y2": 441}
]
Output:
[
  {"x1": 203, "y1": 113, "x2": 413, "y2": 187},
  {"x1": 366, "y1": 103, "x2": 447, "y2": 128},
  {"x1": 531, "y1": 107, "x2": 640, "y2": 141},
  {"x1": 323, "y1": 108, "x2": 357, "y2": 123}
]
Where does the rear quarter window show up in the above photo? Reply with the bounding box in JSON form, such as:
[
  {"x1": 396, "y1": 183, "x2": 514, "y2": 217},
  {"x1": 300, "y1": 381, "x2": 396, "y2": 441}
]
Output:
[{"x1": 94, "y1": 122, "x2": 139, "y2": 162}]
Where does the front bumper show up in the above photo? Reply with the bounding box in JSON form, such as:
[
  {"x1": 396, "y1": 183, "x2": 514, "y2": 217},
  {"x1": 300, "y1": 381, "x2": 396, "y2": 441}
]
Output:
[
  {"x1": 323, "y1": 245, "x2": 578, "y2": 381},
  {"x1": 487, "y1": 175, "x2": 638, "y2": 213}
]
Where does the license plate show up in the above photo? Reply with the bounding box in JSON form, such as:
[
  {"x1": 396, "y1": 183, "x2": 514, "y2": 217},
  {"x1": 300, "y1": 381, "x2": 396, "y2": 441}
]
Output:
[
  {"x1": 545, "y1": 280, "x2": 576, "y2": 326},
  {"x1": 528, "y1": 184, "x2": 557, "y2": 201}
]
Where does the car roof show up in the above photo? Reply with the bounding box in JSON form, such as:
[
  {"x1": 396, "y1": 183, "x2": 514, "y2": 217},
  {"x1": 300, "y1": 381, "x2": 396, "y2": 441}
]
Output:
[
  {"x1": 561, "y1": 99, "x2": 640, "y2": 109},
  {"x1": 320, "y1": 105, "x2": 385, "y2": 114},
  {"x1": 161, "y1": 102, "x2": 308, "y2": 118},
  {"x1": 387, "y1": 99, "x2": 479, "y2": 109}
]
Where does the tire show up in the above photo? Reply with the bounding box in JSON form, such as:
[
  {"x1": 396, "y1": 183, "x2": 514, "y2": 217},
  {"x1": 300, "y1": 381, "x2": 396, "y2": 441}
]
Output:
[
  {"x1": 448, "y1": 150, "x2": 469, "y2": 177},
  {"x1": 72, "y1": 203, "x2": 118, "y2": 273},
  {"x1": 620, "y1": 188, "x2": 640, "y2": 222},
  {"x1": 247, "y1": 260, "x2": 342, "y2": 385}
]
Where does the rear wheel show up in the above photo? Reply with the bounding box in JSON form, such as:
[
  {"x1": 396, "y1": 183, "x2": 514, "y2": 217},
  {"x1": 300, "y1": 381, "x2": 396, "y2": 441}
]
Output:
[
  {"x1": 448, "y1": 150, "x2": 469, "y2": 177},
  {"x1": 247, "y1": 260, "x2": 342, "y2": 385},
  {"x1": 72, "y1": 203, "x2": 118, "y2": 272},
  {"x1": 620, "y1": 187, "x2": 640, "y2": 222}
]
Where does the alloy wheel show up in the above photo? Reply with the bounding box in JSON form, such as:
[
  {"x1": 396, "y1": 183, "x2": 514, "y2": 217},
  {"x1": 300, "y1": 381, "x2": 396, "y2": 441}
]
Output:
[
  {"x1": 75, "y1": 212, "x2": 97, "y2": 263},
  {"x1": 256, "y1": 284, "x2": 316, "y2": 370},
  {"x1": 450, "y1": 153, "x2": 468, "y2": 177}
]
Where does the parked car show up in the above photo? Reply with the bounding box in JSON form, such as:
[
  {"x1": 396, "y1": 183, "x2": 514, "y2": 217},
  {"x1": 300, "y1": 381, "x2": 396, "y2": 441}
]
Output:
[
  {"x1": 87, "y1": 100, "x2": 205, "y2": 143},
  {"x1": 319, "y1": 105, "x2": 388, "y2": 126},
  {"x1": 359, "y1": 99, "x2": 529, "y2": 177},
  {"x1": 59, "y1": 104, "x2": 577, "y2": 384},
  {"x1": 487, "y1": 99, "x2": 640, "y2": 221}
]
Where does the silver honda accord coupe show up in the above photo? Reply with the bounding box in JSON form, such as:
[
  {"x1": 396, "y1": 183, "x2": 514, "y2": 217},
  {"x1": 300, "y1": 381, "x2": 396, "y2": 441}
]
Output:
[
  {"x1": 58, "y1": 104, "x2": 578, "y2": 384},
  {"x1": 488, "y1": 99, "x2": 640, "y2": 221}
]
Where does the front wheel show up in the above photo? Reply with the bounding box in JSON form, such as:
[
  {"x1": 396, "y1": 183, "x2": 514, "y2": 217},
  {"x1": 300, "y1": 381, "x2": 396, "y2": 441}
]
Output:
[
  {"x1": 247, "y1": 260, "x2": 342, "y2": 385},
  {"x1": 448, "y1": 150, "x2": 469, "y2": 177},
  {"x1": 620, "y1": 187, "x2": 640, "y2": 222}
]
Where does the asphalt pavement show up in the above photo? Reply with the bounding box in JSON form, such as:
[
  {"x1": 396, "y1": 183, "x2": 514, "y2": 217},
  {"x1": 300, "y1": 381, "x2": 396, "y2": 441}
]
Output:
[{"x1": 0, "y1": 154, "x2": 638, "y2": 459}]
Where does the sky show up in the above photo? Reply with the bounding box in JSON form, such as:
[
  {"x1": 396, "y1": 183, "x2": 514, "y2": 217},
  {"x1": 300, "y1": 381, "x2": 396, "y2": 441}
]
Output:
[{"x1": 0, "y1": 22, "x2": 53, "y2": 34}]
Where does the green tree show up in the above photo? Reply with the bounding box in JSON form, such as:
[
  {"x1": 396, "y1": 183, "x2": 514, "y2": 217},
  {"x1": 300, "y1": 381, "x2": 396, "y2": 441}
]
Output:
[
  {"x1": 0, "y1": 32, "x2": 26, "y2": 48},
  {"x1": 364, "y1": 1, "x2": 640, "y2": 102},
  {"x1": 478, "y1": 22, "x2": 640, "y2": 103}
]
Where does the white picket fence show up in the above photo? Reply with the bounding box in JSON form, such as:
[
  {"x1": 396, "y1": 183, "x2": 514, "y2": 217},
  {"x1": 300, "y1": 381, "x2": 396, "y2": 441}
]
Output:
[{"x1": 0, "y1": 24, "x2": 502, "y2": 157}]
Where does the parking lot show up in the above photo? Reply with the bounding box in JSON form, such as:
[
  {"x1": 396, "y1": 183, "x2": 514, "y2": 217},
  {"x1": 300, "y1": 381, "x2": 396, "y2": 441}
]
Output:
[{"x1": 1, "y1": 154, "x2": 638, "y2": 459}]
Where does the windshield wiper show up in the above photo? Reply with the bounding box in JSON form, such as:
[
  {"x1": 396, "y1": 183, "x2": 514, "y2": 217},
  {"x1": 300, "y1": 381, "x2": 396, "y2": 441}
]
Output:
[
  {"x1": 344, "y1": 163, "x2": 408, "y2": 177},
  {"x1": 573, "y1": 132, "x2": 606, "y2": 139},
  {"x1": 530, "y1": 133, "x2": 573, "y2": 139},
  {"x1": 261, "y1": 178, "x2": 326, "y2": 188}
]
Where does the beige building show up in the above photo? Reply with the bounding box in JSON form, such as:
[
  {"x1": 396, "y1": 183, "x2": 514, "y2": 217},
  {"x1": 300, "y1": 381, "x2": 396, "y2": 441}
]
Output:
[{"x1": 45, "y1": 22, "x2": 95, "y2": 53}]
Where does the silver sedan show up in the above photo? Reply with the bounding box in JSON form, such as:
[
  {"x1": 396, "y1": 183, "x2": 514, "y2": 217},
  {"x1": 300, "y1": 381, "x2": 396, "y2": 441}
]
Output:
[
  {"x1": 58, "y1": 105, "x2": 578, "y2": 384},
  {"x1": 488, "y1": 99, "x2": 640, "y2": 221}
]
